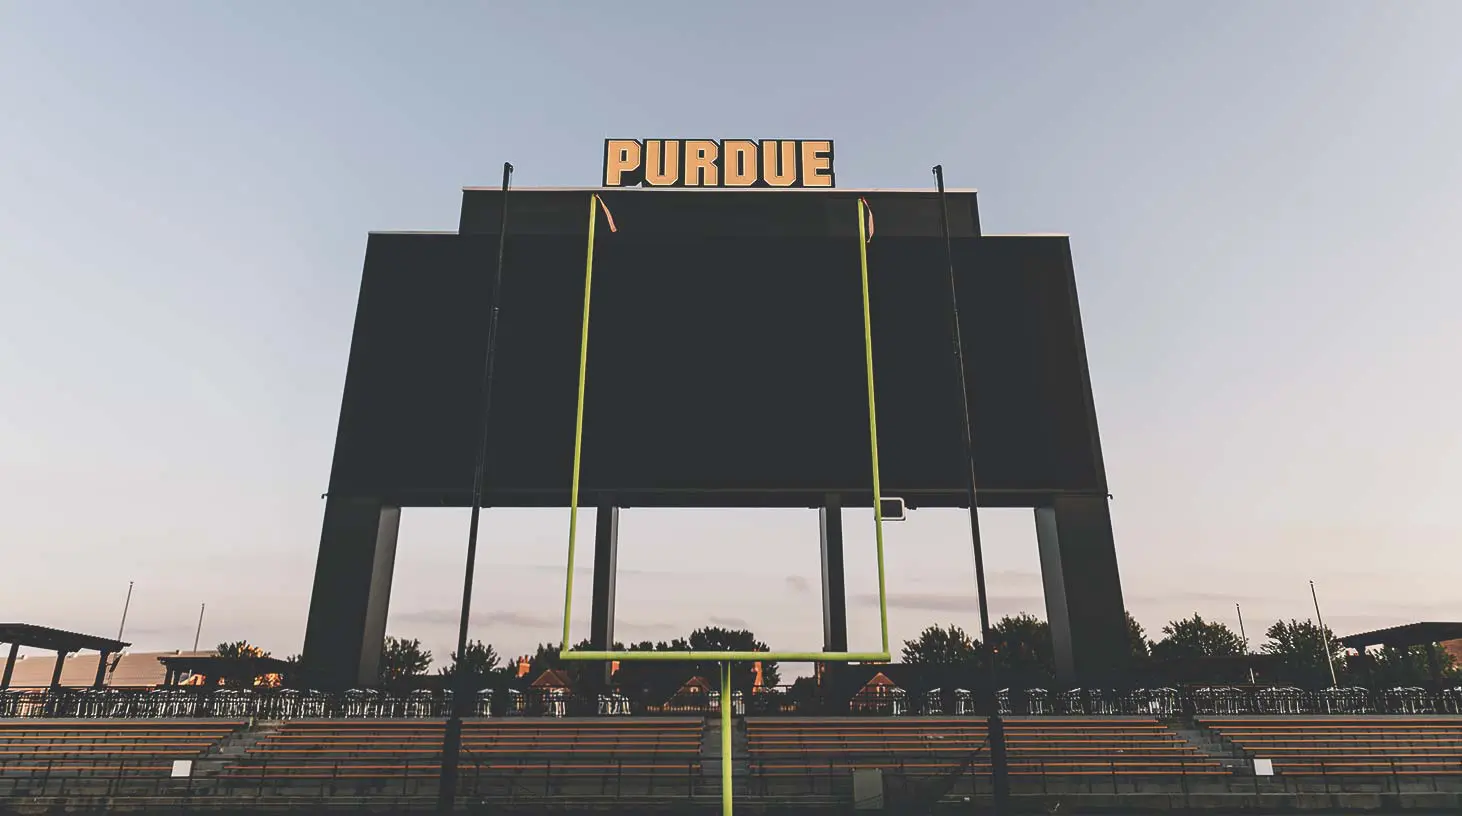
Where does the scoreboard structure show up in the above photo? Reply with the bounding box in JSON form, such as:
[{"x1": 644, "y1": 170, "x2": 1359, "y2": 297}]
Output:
[{"x1": 301, "y1": 181, "x2": 1129, "y2": 691}]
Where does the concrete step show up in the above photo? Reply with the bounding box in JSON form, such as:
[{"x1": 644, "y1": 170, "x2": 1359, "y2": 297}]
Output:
[
  {"x1": 194, "y1": 719, "x2": 280, "y2": 776},
  {"x1": 1174, "y1": 721, "x2": 1250, "y2": 772},
  {"x1": 701, "y1": 716, "x2": 749, "y2": 784}
]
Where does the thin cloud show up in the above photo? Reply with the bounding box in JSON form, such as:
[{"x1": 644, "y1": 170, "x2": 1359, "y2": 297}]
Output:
[
  {"x1": 786, "y1": 575, "x2": 811, "y2": 594},
  {"x1": 852, "y1": 592, "x2": 1047, "y2": 612},
  {"x1": 1125, "y1": 590, "x2": 1274, "y2": 605},
  {"x1": 707, "y1": 616, "x2": 750, "y2": 629},
  {"x1": 115, "y1": 625, "x2": 189, "y2": 638},
  {"x1": 987, "y1": 570, "x2": 1043, "y2": 584},
  {"x1": 615, "y1": 620, "x2": 681, "y2": 636},
  {"x1": 519, "y1": 564, "x2": 768, "y2": 580},
  {"x1": 394, "y1": 607, "x2": 689, "y2": 638},
  {"x1": 393, "y1": 609, "x2": 558, "y2": 629}
]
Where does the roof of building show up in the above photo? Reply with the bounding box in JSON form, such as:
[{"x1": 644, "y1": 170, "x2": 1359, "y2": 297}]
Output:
[
  {"x1": 157, "y1": 655, "x2": 293, "y2": 675},
  {"x1": 460, "y1": 186, "x2": 981, "y2": 194},
  {"x1": 529, "y1": 669, "x2": 572, "y2": 689},
  {"x1": 3, "y1": 651, "x2": 210, "y2": 689},
  {"x1": 0, "y1": 623, "x2": 129, "y2": 654},
  {"x1": 1444, "y1": 639, "x2": 1462, "y2": 664},
  {"x1": 1339, "y1": 622, "x2": 1462, "y2": 649}
]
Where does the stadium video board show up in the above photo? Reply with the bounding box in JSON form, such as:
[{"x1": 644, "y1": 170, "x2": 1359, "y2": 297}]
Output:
[{"x1": 326, "y1": 189, "x2": 1105, "y2": 509}]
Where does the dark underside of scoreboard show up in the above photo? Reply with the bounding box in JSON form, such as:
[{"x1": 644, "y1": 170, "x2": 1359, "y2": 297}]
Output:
[{"x1": 326, "y1": 189, "x2": 1107, "y2": 509}]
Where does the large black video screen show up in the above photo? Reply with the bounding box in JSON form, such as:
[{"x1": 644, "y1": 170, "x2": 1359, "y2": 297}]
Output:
[{"x1": 327, "y1": 230, "x2": 1104, "y2": 507}]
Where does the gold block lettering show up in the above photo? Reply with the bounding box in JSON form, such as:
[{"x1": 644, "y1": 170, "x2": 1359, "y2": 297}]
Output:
[
  {"x1": 762, "y1": 140, "x2": 798, "y2": 187},
  {"x1": 722, "y1": 140, "x2": 758, "y2": 187},
  {"x1": 684, "y1": 140, "x2": 720, "y2": 187},
  {"x1": 800, "y1": 140, "x2": 834, "y2": 188},
  {"x1": 644, "y1": 139, "x2": 681, "y2": 186},
  {"x1": 603, "y1": 139, "x2": 643, "y2": 187}
]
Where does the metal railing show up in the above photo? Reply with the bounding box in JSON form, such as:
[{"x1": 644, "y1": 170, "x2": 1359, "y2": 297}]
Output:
[
  {"x1": 1, "y1": 685, "x2": 1459, "y2": 719},
  {"x1": 3, "y1": 754, "x2": 1460, "y2": 802},
  {"x1": 0, "y1": 755, "x2": 706, "y2": 801}
]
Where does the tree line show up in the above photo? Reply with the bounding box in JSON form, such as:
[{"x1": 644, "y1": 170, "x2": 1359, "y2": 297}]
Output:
[
  {"x1": 211, "y1": 612, "x2": 1457, "y2": 691},
  {"x1": 382, "y1": 626, "x2": 780, "y2": 698},
  {"x1": 899, "y1": 613, "x2": 1460, "y2": 688}
]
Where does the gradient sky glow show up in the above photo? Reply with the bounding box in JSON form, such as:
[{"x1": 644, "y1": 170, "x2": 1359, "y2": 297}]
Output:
[{"x1": 2, "y1": 2, "x2": 1459, "y2": 669}]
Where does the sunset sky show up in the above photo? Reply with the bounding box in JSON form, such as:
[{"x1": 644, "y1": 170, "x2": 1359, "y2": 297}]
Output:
[{"x1": 3, "y1": 2, "x2": 1459, "y2": 671}]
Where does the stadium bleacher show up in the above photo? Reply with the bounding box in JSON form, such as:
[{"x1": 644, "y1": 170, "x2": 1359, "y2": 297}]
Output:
[
  {"x1": 1202, "y1": 716, "x2": 1462, "y2": 776},
  {"x1": 0, "y1": 719, "x2": 242, "y2": 793},
  {"x1": 3, "y1": 693, "x2": 1462, "y2": 811},
  {"x1": 220, "y1": 718, "x2": 705, "y2": 796},
  {"x1": 747, "y1": 716, "x2": 1228, "y2": 786}
]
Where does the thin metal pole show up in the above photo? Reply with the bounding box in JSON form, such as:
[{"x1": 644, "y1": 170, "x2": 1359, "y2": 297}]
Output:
[
  {"x1": 116, "y1": 582, "x2": 134, "y2": 642},
  {"x1": 1236, "y1": 604, "x2": 1256, "y2": 684},
  {"x1": 933, "y1": 165, "x2": 1009, "y2": 815},
  {"x1": 721, "y1": 662, "x2": 733, "y2": 816},
  {"x1": 1310, "y1": 580, "x2": 1339, "y2": 687},
  {"x1": 192, "y1": 605, "x2": 206, "y2": 652},
  {"x1": 438, "y1": 161, "x2": 514, "y2": 814}
]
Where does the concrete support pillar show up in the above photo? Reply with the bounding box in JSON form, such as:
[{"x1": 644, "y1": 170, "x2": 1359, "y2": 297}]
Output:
[
  {"x1": 820, "y1": 495, "x2": 849, "y2": 653},
  {"x1": 93, "y1": 651, "x2": 111, "y2": 688},
  {"x1": 0, "y1": 643, "x2": 17, "y2": 689},
  {"x1": 1035, "y1": 495, "x2": 1131, "y2": 687},
  {"x1": 589, "y1": 504, "x2": 620, "y2": 685},
  {"x1": 301, "y1": 496, "x2": 402, "y2": 690},
  {"x1": 50, "y1": 651, "x2": 69, "y2": 688}
]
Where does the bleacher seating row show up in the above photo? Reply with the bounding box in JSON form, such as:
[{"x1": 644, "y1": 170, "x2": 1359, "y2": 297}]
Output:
[
  {"x1": 222, "y1": 718, "x2": 704, "y2": 786},
  {"x1": 1203, "y1": 716, "x2": 1462, "y2": 776},
  {"x1": 0, "y1": 720, "x2": 243, "y2": 782},
  {"x1": 748, "y1": 717, "x2": 1226, "y2": 778},
  {"x1": 3, "y1": 715, "x2": 1461, "y2": 798}
]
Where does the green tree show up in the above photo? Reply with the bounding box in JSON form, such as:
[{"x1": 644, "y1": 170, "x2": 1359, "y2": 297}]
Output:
[
  {"x1": 990, "y1": 614, "x2": 1054, "y2": 679},
  {"x1": 216, "y1": 640, "x2": 270, "y2": 659},
  {"x1": 901, "y1": 624, "x2": 979, "y2": 665},
  {"x1": 608, "y1": 628, "x2": 779, "y2": 700},
  {"x1": 1349, "y1": 644, "x2": 1460, "y2": 688},
  {"x1": 687, "y1": 627, "x2": 780, "y2": 692},
  {"x1": 526, "y1": 639, "x2": 595, "y2": 687},
  {"x1": 611, "y1": 640, "x2": 681, "y2": 702},
  {"x1": 212, "y1": 641, "x2": 271, "y2": 687},
  {"x1": 1262, "y1": 619, "x2": 1343, "y2": 687},
  {"x1": 281, "y1": 653, "x2": 303, "y2": 688},
  {"x1": 438, "y1": 639, "x2": 505, "y2": 684},
  {"x1": 378, "y1": 636, "x2": 433, "y2": 684},
  {"x1": 1150, "y1": 614, "x2": 1246, "y2": 661},
  {"x1": 1127, "y1": 612, "x2": 1151, "y2": 661}
]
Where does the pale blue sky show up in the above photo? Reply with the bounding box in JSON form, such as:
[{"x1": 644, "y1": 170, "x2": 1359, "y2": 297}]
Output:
[{"x1": 2, "y1": 2, "x2": 1458, "y2": 668}]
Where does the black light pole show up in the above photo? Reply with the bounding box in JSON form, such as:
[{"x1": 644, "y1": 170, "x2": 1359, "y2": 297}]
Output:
[
  {"x1": 933, "y1": 165, "x2": 1011, "y2": 814},
  {"x1": 116, "y1": 581, "x2": 134, "y2": 642},
  {"x1": 437, "y1": 161, "x2": 514, "y2": 813}
]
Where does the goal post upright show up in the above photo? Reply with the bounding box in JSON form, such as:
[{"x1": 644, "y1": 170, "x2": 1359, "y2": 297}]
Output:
[
  {"x1": 558, "y1": 194, "x2": 891, "y2": 666},
  {"x1": 561, "y1": 193, "x2": 602, "y2": 654}
]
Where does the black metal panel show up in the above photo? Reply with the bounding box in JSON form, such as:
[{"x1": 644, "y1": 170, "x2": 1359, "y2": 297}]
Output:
[
  {"x1": 326, "y1": 226, "x2": 1105, "y2": 509},
  {"x1": 458, "y1": 188, "x2": 980, "y2": 238}
]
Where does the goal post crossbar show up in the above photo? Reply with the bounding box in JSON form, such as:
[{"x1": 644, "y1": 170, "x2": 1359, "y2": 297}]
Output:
[{"x1": 559, "y1": 195, "x2": 890, "y2": 665}]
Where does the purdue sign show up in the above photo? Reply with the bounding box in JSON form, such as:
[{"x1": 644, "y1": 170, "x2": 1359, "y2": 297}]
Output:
[{"x1": 603, "y1": 139, "x2": 835, "y2": 188}]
